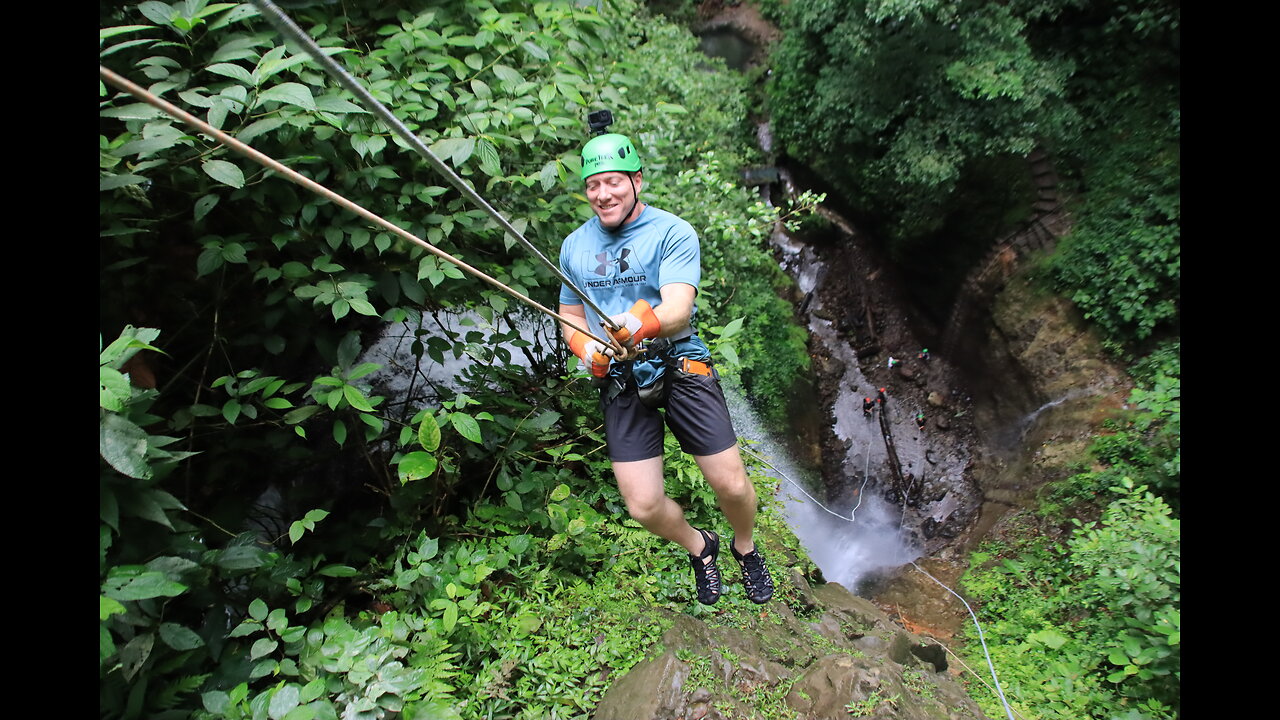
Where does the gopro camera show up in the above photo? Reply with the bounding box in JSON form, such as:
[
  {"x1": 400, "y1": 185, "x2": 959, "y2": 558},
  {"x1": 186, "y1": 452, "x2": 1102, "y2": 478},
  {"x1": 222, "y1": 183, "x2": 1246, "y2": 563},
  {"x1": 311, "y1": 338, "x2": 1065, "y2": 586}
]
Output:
[{"x1": 587, "y1": 109, "x2": 614, "y2": 135}]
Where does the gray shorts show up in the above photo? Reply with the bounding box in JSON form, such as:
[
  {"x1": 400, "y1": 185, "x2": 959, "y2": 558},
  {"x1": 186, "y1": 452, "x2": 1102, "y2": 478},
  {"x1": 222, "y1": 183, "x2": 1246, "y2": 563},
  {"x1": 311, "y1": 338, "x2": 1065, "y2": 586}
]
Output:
[{"x1": 602, "y1": 369, "x2": 738, "y2": 462}]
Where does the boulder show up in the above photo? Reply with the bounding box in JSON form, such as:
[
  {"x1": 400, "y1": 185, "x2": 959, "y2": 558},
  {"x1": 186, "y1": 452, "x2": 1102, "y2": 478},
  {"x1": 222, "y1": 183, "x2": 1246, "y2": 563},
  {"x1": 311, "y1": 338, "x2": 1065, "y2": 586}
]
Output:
[{"x1": 591, "y1": 580, "x2": 992, "y2": 719}]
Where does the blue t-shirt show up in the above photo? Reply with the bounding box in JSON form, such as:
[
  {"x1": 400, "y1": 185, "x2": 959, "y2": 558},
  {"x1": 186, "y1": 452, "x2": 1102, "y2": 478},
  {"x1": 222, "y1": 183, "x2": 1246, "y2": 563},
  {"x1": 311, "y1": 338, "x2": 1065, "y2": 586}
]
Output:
[{"x1": 558, "y1": 205, "x2": 710, "y2": 386}]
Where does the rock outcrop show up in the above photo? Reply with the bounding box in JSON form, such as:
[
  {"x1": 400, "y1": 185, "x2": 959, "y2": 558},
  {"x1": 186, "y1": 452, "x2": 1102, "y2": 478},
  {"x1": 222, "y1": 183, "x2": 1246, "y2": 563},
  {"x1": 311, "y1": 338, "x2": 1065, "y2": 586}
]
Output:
[{"x1": 592, "y1": 570, "x2": 991, "y2": 719}]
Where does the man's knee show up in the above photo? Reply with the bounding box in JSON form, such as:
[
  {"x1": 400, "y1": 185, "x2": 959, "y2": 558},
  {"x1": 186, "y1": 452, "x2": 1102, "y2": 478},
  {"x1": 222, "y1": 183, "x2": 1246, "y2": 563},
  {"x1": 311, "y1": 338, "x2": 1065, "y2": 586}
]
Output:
[
  {"x1": 623, "y1": 494, "x2": 666, "y2": 525},
  {"x1": 707, "y1": 470, "x2": 753, "y2": 502}
]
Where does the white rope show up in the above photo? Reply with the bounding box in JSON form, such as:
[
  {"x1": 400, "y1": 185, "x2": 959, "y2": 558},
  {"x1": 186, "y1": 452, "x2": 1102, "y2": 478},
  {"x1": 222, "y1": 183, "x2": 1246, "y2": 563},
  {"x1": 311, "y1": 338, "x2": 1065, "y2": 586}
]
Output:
[
  {"x1": 909, "y1": 561, "x2": 1017, "y2": 720},
  {"x1": 849, "y1": 439, "x2": 872, "y2": 521},
  {"x1": 740, "y1": 443, "x2": 1018, "y2": 720},
  {"x1": 741, "y1": 445, "x2": 856, "y2": 521}
]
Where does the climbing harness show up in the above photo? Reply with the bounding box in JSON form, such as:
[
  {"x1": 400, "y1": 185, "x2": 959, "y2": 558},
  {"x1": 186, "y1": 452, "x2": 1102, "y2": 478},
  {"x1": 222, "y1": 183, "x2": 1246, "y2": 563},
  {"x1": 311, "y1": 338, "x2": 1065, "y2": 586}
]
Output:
[
  {"x1": 246, "y1": 0, "x2": 624, "y2": 335},
  {"x1": 597, "y1": 337, "x2": 715, "y2": 410},
  {"x1": 97, "y1": 66, "x2": 615, "y2": 350}
]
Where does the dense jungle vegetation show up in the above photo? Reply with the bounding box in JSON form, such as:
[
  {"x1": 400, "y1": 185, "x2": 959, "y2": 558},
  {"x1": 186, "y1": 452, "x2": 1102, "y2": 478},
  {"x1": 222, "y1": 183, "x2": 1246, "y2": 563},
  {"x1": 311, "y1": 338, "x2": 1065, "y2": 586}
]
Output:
[
  {"x1": 761, "y1": 0, "x2": 1179, "y2": 718},
  {"x1": 100, "y1": 1, "x2": 817, "y2": 718},
  {"x1": 101, "y1": 1, "x2": 1178, "y2": 719}
]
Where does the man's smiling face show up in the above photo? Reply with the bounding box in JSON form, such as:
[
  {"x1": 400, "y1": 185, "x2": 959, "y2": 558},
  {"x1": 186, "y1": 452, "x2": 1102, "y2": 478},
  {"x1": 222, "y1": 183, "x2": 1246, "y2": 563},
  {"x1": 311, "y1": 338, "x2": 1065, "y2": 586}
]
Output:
[{"x1": 585, "y1": 170, "x2": 643, "y2": 228}]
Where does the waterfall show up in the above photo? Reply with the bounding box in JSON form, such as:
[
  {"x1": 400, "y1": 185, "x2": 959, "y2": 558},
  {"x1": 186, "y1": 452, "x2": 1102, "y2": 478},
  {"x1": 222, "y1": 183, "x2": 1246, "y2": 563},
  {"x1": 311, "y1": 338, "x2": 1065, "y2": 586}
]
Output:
[
  {"x1": 722, "y1": 377, "x2": 919, "y2": 592},
  {"x1": 992, "y1": 388, "x2": 1092, "y2": 453}
]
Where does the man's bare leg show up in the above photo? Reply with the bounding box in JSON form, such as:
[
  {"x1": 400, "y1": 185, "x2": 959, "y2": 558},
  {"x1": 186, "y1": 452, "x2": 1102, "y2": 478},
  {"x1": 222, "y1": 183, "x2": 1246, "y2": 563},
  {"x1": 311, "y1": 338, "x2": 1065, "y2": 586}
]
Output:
[
  {"x1": 693, "y1": 443, "x2": 758, "y2": 555},
  {"x1": 612, "y1": 456, "x2": 706, "y2": 555}
]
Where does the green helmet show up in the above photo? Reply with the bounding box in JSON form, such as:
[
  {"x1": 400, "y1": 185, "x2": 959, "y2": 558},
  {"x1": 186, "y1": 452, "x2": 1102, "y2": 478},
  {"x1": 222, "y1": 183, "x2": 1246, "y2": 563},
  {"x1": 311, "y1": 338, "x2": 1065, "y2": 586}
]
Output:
[{"x1": 580, "y1": 133, "x2": 642, "y2": 180}]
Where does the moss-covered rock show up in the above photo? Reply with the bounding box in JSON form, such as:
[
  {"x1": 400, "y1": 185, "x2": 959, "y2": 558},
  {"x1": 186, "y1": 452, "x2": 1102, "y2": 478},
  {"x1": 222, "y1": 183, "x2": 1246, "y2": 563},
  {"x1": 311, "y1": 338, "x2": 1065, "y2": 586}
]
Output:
[{"x1": 592, "y1": 579, "x2": 990, "y2": 719}]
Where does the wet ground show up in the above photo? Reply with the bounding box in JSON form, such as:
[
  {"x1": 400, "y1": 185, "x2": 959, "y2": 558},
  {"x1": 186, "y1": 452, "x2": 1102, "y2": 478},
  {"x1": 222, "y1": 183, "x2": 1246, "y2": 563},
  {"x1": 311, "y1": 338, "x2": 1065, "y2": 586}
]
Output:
[
  {"x1": 759, "y1": 191, "x2": 1132, "y2": 641},
  {"x1": 764, "y1": 175, "x2": 985, "y2": 614}
]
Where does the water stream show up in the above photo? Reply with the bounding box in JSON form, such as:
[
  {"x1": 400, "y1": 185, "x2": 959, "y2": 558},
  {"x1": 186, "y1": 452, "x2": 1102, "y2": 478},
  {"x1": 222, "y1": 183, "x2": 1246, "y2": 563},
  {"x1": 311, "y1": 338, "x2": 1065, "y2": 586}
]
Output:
[
  {"x1": 990, "y1": 388, "x2": 1093, "y2": 455},
  {"x1": 723, "y1": 379, "x2": 917, "y2": 591},
  {"x1": 753, "y1": 136, "x2": 999, "y2": 586}
]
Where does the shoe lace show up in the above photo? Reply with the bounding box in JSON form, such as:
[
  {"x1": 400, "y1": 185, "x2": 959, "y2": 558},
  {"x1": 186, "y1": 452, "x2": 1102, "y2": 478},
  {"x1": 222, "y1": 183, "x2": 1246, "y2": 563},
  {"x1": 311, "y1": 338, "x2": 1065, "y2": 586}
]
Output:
[
  {"x1": 691, "y1": 534, "x2": 721, "y2": 598},
  {"x1": 695, "y1": 558, "x2": 721, "y2": 594},
  {"x1": 739, "y1": 550, "x2": 773, "y2": 592}
]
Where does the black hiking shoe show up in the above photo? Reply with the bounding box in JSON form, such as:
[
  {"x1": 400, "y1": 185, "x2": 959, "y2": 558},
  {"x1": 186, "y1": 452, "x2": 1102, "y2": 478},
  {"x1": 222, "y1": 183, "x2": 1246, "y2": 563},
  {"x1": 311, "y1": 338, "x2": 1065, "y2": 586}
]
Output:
[
  {"x1": 730, "y1": 537, "x2": 775, "y2": 604},
  {"x1": 688, "y1": 528, "x2": 722, "y2": 605}
]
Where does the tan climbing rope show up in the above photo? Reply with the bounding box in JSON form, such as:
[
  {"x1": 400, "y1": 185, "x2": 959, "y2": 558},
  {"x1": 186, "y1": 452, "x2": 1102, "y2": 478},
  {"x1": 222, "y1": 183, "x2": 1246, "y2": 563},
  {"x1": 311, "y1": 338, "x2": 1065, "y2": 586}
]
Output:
[
  {"x1": 99, "y1": 65, "x2": 615, "y2": 350},
  {"x1": 248, "y1": 0, "x2": 623, "y2": 333}
]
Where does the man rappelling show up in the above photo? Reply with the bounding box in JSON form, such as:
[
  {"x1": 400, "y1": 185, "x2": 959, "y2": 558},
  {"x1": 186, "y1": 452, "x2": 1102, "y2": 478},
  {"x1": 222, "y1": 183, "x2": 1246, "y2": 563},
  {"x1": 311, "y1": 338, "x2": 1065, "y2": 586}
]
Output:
[{"x1": 556, "y1": 112, "x2": 774, "y2": 605}]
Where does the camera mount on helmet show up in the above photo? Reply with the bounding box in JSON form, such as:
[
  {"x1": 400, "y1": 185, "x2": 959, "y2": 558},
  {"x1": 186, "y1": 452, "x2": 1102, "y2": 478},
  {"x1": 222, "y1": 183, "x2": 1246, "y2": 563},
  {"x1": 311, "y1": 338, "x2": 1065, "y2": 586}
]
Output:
[{"x1": 587, "y1": 109, "x2": 614, "y2": 136}]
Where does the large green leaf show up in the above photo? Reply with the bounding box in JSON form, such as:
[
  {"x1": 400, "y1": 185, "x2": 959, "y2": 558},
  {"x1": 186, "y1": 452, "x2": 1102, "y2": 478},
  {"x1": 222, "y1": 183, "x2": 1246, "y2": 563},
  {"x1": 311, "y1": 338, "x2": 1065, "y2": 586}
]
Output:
[
  {"x1": 103, "y1": 568, "x2": 188, "y2": 601},
  {"x1": 202, "y1": 159, "x2": 245, "y2": 188},
  {"x1": 250, "y1": 637, "x2": 278, "y2": 660},
  {"x1": 159, "y1": 622, "x2": 206, "y2": 650},
  {"x1": 100, "y1": 366, "x2": 131, "y2": 411},
  {"x1": 100, "y1": 413, "x2": 152, "y2": 480},
  {"x1": 100, "y1": 102, "x2": 168, "y2": 120},
  {"x1": 101, "y1": 595, "x2": 127, "y2": 620},
  {"x1": 526, "y1": 409, "x2": 562, "y2": 433},
  {"x1": 216, "y1": 545, "x2": 269, "y2": 570},
  {"x1": 120, "y1": 632, "x2": 155, "y2": 681},
  {"x1": 431, "y1": 136, "x2": 475, "y2": 166},
  {"x1": 119, "y1": 487, "x2": 181, "y2": 529},
  {"x1": 255, "y1": 82, "x2": 317, "y2": 111},
  {"x1": 315, "y1": 95, "x2": 367, "y2": 114},
  {"x1": 100, "y1": 25, "x2": 155, "y2": 41},
  {"x1": 137, "y1": 1, "x2": 176, "y2": 27},
  {"x1": 342, "y1": 384, "x2": 375, "y2": 411},
  {"x1": 100, "y1": 174, "x2": 148, "y2": 191},
  {"x1": 238, "y1": 116, "x2": 287, "y2": 144},
  {"x1": 417, "y1": 413, "x2": 441, "y2": 452},
  {"x1": 449, "y1": 412, "x2": 483, "y2": 443},
  {"x1": 398, "y1": 451, "x2": 438, "y2": 483},
  {"x1": 206, "y1": 62, "x2": 254, "y2": 86},
  {"x1": 269, "y1": 685, "x2": 301, "y2": 720}
]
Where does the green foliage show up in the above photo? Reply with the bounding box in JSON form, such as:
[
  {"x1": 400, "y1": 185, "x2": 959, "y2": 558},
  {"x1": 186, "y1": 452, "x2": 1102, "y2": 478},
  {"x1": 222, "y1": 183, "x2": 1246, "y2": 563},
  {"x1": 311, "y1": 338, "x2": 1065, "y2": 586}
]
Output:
[
  {"x1": 648, "y1": 156, "x2": 820, "y2": 424},
  {"x1": 1045, "y1": 105, "x2": 1179, "y2": 349},
  {"x1": 767, "y1": 0, "x2": 1179, "y2": 352},
  {"x1": 961, "y1": 481, "x2": 1179, "y2": 719},
  {"x1": 767, "y1": 0, "x2": 1076, "y2": 248},
  {"x1": 101, "y1": 0, "x2": 814, "y2": 718},
  {"x1": 101, "y1": 327, "x2": 360, "y2": 720},
  {"x1": 964, "y1": 339, "x2": 1179, "y2": 718},
  {"x1": 845, "y1": 689, "x2": 900, "y2": 716}
]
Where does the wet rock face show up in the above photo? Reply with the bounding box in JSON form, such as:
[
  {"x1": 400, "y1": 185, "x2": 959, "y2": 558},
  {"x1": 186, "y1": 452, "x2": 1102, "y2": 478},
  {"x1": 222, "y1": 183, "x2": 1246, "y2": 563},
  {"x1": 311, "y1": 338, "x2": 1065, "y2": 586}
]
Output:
[
  {"x1": 797, "y1": 209, "x2": 985, "y2": 564},
  {"x1": 590, "y1": 581, "x2": 990, "y2": 720}
]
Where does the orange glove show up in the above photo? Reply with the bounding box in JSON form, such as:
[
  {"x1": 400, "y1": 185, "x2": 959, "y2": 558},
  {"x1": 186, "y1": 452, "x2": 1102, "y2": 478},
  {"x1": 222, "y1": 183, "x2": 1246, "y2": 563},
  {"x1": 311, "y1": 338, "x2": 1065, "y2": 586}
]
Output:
[
  {"x1": 607, "y1": 299, "x2": 661, "y2": 348},
  {"x1": 568, "y1": 331, "x2": 612, "y2": 378}
]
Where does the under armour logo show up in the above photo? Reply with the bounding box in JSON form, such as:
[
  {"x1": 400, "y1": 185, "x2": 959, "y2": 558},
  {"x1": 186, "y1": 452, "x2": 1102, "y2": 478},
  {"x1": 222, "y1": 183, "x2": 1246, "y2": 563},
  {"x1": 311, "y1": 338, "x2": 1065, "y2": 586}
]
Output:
[{"x1": 594, "y1": 248, "x2": 630, "y2": 276}]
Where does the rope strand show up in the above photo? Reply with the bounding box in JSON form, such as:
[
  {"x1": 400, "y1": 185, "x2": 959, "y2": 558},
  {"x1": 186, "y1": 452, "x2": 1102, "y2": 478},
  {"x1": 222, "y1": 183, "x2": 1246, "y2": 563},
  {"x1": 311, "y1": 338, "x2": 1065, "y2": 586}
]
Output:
[
  {"x1": 248, "y1": 0, "x2": 621, "y2": 332},
  {"x1": 741, "y1": 445, "x2": 855, "y2": 521},
  {"x1": 98, "y1": 65, "x2": 612, "y2": 349},
  {"x1": 739, "y1": 443, "x2": 1017, "y2": 720},
  {"x1": 909, "y1": 561, "x2": 1017, "y2": 720}
]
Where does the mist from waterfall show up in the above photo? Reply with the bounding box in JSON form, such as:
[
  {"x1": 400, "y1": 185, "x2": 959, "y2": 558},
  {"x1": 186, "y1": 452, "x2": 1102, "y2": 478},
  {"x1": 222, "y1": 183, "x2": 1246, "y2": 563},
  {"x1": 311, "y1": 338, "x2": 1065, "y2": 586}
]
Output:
[{"x1": 722, "y1": 378, "x2": 919, "y2": 593}]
